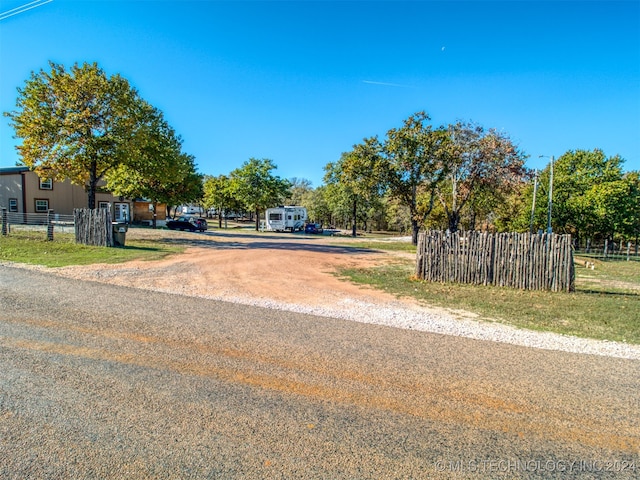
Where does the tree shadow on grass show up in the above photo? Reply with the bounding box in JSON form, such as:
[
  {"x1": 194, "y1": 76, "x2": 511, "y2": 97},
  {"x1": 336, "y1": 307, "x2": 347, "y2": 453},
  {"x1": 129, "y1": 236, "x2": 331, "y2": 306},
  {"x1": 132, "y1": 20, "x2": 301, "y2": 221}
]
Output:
[{"x1": 575, "y1": 288, "x2": 640, "y2": 298}]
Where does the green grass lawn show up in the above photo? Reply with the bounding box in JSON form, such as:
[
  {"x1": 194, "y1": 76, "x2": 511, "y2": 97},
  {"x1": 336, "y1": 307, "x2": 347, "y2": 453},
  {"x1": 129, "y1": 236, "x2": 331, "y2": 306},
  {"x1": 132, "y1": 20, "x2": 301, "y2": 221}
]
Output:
[
  {"x1": 334, "y1": 239, "x2": 418, "y2": 253},
  {"x1": 339, "y1": 254, "x2": 640, "y2": 345},
  {"x1": 575, "y1": 255, "x2": 640, "y2": 287},
  {"x1": 0, "y1": 230, "x2": 182, "y2": 267}
]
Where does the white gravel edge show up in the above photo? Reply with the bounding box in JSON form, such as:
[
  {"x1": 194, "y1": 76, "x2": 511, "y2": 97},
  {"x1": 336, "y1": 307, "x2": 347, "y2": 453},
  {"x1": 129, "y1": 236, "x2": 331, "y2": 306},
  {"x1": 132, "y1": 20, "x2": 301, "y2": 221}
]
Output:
[
  {"x1": 5, "y1": 261, "x2": 640, "y2": 360},
  {"x1": 185, "y1": 289, "x2": 640, "y2": 361}
]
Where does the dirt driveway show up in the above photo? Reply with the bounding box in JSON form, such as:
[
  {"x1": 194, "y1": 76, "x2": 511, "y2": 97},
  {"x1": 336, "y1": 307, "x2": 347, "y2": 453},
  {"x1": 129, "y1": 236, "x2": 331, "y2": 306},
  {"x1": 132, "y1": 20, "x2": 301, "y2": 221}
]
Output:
[{"x1": 54, "y1": 227, "x2": 434, "y2": 314}]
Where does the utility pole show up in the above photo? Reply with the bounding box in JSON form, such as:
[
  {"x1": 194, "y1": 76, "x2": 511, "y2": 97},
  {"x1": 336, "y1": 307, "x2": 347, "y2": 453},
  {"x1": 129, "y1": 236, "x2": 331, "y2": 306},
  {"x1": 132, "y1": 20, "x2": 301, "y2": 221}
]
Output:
[{"x1": 547, "y1": 156, "x2": 554, "y2": 234}]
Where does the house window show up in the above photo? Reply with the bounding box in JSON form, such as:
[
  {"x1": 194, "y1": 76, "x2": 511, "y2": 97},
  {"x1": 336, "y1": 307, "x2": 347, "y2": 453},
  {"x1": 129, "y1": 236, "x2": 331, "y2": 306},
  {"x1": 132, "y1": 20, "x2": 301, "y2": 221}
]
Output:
[
  {"x1": 98, "y1": 202, "x2": 110, "y2": 209},
  {"x1": 9, "y1": 198, "x2": 18, "y2": 212},
  {"x1": 35, "y1": 199, "x2": 49, "y2": 212},
  {"x1": 114, "y1": 202, "x2": 129, "y2": 222},
  {"x1": 39, "y1": 178, "x2": 53, "y2": 190}
]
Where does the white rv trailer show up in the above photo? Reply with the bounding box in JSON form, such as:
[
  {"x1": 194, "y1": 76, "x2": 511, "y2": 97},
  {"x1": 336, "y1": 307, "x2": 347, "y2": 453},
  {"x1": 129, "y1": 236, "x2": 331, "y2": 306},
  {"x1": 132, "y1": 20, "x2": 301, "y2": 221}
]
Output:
[
  {"x1": 265, "y1": 206, "x2": 307, "y2": 232},
  {"x1": 176, "y1": 204, "x2": 204, "y2": 216}
]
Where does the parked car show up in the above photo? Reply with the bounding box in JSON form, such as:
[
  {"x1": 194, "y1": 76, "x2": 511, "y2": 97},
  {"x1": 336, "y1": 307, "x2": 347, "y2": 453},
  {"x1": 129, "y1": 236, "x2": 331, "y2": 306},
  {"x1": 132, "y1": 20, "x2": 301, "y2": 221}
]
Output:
[
  {"x1": 166, "y1": 216, "x2": 208, "y2": 232},
  {"x1": 304, "y1": 222, "x2": 324, "y2": 234}
]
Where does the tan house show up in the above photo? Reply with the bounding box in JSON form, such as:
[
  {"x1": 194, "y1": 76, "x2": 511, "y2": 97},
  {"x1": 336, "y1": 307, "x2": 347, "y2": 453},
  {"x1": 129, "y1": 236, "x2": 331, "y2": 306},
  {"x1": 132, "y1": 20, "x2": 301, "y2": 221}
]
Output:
[
  {"x1": 133, "y1": 200, "x2": 169, "y2": 225},
  {"x1": 0, "y1": 166, "x2": 139, "y2": 222}
]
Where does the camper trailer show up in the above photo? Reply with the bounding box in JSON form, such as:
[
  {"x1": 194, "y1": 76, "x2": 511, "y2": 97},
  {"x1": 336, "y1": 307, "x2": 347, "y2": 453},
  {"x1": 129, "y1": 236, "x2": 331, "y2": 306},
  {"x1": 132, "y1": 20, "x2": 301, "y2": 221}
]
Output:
[
  {"x1": 176, "y1": 204, "x2": 204, "y2": 216},
  {"x1": 265, "y1": 206, "x2": 307, "y2": 232}
]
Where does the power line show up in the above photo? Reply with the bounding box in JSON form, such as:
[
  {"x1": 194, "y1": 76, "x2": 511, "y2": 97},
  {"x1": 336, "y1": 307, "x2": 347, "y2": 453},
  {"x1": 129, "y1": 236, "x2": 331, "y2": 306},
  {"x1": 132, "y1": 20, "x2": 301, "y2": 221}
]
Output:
[{"x1": 0, "y1": 0, "x2": 53, "y2": 22}]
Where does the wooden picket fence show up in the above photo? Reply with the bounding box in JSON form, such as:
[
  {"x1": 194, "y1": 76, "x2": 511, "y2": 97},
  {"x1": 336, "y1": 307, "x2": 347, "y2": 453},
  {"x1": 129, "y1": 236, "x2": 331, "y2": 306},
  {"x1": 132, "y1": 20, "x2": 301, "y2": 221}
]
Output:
[
  {"x1": 415, "y1": 231, "x2": 575, "y2": 292},
  {"x1": 74, "y1": 208, "x2": 114, "y2": 247}
]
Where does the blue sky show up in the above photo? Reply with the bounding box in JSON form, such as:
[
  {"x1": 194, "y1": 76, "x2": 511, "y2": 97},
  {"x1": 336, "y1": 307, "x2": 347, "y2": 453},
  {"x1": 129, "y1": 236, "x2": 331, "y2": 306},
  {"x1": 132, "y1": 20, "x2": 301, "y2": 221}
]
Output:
[{"x1": 1, "y1": 0, "x2": 639, "y2": 187}]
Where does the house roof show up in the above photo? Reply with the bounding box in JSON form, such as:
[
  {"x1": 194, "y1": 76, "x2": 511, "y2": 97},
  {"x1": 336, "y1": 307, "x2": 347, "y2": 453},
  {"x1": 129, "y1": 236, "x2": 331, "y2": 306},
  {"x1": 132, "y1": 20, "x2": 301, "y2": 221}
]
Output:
[{"x1": 0, "y1": 166, "x2": 30, "y2": 174}]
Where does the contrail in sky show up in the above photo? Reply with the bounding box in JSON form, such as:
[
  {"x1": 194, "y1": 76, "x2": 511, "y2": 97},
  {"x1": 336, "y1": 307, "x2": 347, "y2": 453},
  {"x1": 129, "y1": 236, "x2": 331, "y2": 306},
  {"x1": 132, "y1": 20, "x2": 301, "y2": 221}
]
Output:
[
  {"x1": 0, "y1": 0, "x2": 53, "y2": 21},
  {"x1": 362, "y1": 80, "x2": 411, "y2": 88}
]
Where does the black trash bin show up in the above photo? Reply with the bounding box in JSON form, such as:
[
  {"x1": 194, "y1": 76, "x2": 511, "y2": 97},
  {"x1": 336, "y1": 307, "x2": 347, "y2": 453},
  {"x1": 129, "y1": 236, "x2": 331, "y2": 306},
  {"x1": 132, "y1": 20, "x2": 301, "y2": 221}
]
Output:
[{"x1": 112, "y1": 222, "x2": 128, "y2": 247}]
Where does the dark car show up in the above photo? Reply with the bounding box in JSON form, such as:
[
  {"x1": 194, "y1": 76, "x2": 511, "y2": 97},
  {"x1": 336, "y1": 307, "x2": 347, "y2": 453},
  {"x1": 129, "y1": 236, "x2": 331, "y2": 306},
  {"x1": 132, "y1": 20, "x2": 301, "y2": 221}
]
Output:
[
  {"x1": 304, "y1": 222, "x2": 323, "y2": 234},
  {"x1": 166, "y1": 216, "x2": 208, "y2": 232}
]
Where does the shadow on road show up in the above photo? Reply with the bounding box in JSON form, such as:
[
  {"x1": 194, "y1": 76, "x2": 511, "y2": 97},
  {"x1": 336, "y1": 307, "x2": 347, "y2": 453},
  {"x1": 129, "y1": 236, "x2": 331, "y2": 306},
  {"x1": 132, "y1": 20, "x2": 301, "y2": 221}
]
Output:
[{"x1": 138, "y1": 229, "x2": 380, "y2": 256}]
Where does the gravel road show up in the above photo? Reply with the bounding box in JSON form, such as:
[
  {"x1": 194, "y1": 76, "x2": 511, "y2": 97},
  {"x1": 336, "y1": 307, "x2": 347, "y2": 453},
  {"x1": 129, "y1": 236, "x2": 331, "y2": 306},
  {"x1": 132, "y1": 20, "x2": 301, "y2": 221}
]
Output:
[
  {"x1": 30, "y1": 227, "x2": 640, "y2": 361},
  {"x1": 1, "y1": 265, "x2": 639, "y2": 479}
]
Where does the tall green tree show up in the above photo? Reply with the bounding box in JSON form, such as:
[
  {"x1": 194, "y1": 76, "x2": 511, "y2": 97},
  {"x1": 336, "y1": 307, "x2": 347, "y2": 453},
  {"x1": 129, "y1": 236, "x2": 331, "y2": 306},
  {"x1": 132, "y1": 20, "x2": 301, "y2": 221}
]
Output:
[
  {"x1": 532, "y1": 149, "x2": 624, "y2": 242},
  {"x1": 303, "y1": 185, "x2": 332, "y2": 226},
  {"x1": 285, "y1": 177, "x2": 314, "y2": 206},
  {"x1": 383, "y1": 195, "x2": 412, "y2": 233},
  {"x1": 203, "y1": 174, "x2": 242, "y2": 228},
  {"x1": 229, "y1": 158, "x2": 291, "y2": 230},
  {"x1": 105, "y1": 105, "x2": 200, "y2": 227},
  {"x1": 437, "y1": 121, "x2": 527, "y2": 233},
  {"x1": 322, "y1": 170, "x2": 355, "y2": 230},
  {"x1": 381, "y1": 111, "x2": 448, "y2": 244},
  {"x1": 343, "y1": 138, "x2": 385, "y2": 235},
  {"x1": 163, "y1": 167, "x2": 204, "y2": 218},
  {"x1": 583, "y1": 170, "x2": 639, "y2": 246},
  {"x1": 323, "y1": 160, "x2": 370, "y2": 233},
  {"x1": 492, "y1": 181, "x2": 531, "y2": 233},
  {"x1": 509, "y1": 150, "x2": 639, "y2": 248},
  {"x1": 325, "y1": 137, "x2": 384, "y2": 236},
  {"x1": 624, "y1": 172, "x2": 640, "y2": 251},
  {"x1": 4, "y1": 61, "x2": 146, "y2": 209}
]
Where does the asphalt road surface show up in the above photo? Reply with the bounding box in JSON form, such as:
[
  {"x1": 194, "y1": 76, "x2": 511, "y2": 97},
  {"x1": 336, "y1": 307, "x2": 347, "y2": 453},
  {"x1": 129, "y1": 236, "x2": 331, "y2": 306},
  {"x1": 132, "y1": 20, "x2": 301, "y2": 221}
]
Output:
[{"x1": 1, "y1": 265, "x2": 638, "y2": 479}]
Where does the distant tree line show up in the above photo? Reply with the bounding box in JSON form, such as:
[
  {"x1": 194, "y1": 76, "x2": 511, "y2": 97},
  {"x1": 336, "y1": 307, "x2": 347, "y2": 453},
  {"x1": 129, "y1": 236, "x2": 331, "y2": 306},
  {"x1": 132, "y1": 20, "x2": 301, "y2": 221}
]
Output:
[
  {"x1": 507, "y1": 149, "x2": 640, "y2": 251},
  {"x1": 7, "y1": 63, "x2": 638, "y2": 247},
  {"x1": 202, "y1": 158, "x2": 291, "y2": 231},
  {"x1": 297, "y1": 113, "x2": 639, "y2": 249}
]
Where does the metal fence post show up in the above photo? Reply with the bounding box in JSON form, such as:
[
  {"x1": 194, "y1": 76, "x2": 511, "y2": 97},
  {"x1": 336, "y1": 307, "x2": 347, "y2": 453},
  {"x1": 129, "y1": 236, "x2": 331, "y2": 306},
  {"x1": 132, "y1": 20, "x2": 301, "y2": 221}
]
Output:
[
  {"x1": 47, "y1": 209, "x2": 54, "y2": 241},
  {"x1": 1, "y1": 208, "x2": 7, "y2": 236}
]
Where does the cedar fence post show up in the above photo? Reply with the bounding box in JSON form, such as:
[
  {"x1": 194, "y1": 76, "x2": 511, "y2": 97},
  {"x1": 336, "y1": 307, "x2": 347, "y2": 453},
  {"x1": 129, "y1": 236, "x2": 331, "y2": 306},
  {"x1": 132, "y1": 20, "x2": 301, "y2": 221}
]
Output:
[
  {"x1": 47, "y1": 209, "x2": 54, "y2": 241},
  {"x1": 1, "y1": 207, "x2": 7, "y2": 236}
]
